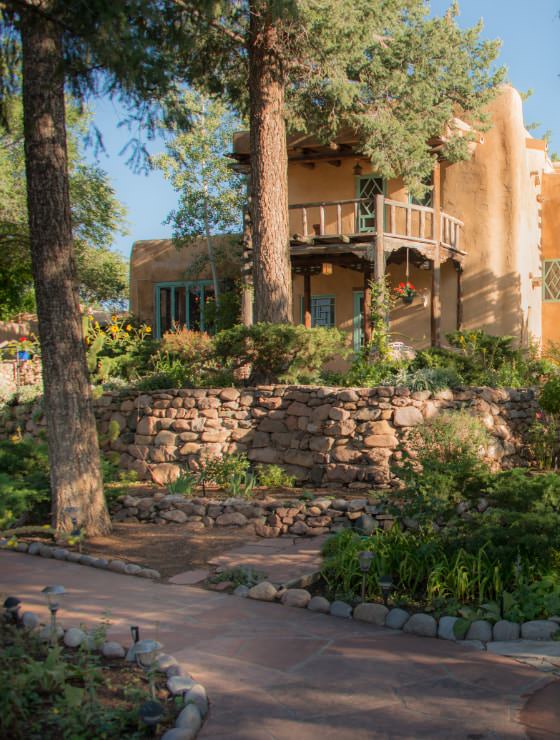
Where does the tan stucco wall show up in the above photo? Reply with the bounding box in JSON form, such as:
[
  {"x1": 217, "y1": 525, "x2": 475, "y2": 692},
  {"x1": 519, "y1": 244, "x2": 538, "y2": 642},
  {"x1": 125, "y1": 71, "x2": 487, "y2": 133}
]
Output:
[
  {"x1": 441, "y1": 86, "x2": 542, "y2": 345},
  {"x1": 132, "y1": 87, "x2": 545, "y2": 350},
  {"x1": 129, "y1": 236, "x2": 240, "y2": 324},
  {"x1": 541, "y1": 169, "x2": 560, "y2": 347}
]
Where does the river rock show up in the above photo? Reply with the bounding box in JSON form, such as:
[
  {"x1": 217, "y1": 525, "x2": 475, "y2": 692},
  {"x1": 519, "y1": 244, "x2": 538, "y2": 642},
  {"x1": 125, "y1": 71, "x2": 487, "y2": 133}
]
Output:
[
  {"x1": 521, "y1": 620, "x2": 560, "y2": 640},
  {"x1": 330, "y1": 600, "x2": 352, "y2": 618},
  {"x1": 438, "y1": 616, "x2": 460, "y2": 641},
  {"x1": 248, "y1": 581, "x2": 277, "y2": 602},
  {"x1": 64, "y1": 627, "x2": 86, "y2": 648},
  {"x1": 403, "y1": 613, "x2": 437, "y2": 637},
  {"x1": 493, "y1": 620, "x2": 521, "y2": 641},
  {"x1": 466, "y1": 620, "x2": 492, "y2": 642},
  {"x1": 307, "y1": 596, "x2": 330, "y2": 613},
  {"x1": 353, "y1": 603, "x2": 388, "y2": 626},
  {"x1": 385, "y1": 608, "x2": 410, "y2": 630},
  {"x1": 281, "y1": 589, "x2": 311, "y2": 608}
]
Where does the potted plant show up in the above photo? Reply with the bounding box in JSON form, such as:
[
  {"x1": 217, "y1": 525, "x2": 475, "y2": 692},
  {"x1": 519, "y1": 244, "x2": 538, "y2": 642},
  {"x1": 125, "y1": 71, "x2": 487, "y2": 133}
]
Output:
[
  {"x1": 395, "y1": 281, "x2": 417, "y2": 304},
  {"x1": 15, "y1": 336, "x2": 34, "y2": 361}
]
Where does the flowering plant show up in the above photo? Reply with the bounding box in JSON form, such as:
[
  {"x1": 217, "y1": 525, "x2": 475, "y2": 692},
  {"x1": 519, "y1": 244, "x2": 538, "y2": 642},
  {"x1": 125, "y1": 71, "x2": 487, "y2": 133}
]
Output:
[{"x1": 395, "y1": 281, "x2": 417, "y2": 299}]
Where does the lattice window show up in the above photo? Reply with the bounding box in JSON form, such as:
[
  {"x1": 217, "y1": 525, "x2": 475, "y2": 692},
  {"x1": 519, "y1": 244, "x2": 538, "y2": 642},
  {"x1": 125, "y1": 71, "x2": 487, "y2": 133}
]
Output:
[
  {"x1": 301, "y1": 296, "x2": 335, "y2": 327},
  {"x1": 543, "y1": 260, "x2": 560, "y2": 302},
  {"x1": 357, "y1": 176, "x2": 384, "y2": 232}
]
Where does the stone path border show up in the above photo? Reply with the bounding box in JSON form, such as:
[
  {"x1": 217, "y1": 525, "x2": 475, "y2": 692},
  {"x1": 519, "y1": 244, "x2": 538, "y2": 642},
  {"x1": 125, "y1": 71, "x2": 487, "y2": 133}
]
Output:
[
  {"x1": 9, "y1": 604, "x2": 208, "y2": 739},
  {"x1": 244, "y1": 580, "x2": 560, "y2": 649},
  {"x1": 0, "y1": 539, "x2": 161, "y2": 579}
]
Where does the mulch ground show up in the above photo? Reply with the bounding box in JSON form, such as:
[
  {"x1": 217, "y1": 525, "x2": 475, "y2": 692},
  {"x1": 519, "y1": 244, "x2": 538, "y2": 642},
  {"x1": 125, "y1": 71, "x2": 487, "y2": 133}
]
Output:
[{"x1": 82, "y1": 522, "x2": 260, "y2": 580}]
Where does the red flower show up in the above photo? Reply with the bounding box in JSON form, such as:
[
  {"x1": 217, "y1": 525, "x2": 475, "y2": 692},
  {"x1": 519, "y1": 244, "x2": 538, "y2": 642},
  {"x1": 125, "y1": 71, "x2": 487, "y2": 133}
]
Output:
[{"x1": 19, "y1": 337, "x2": 27, "y2": 342}]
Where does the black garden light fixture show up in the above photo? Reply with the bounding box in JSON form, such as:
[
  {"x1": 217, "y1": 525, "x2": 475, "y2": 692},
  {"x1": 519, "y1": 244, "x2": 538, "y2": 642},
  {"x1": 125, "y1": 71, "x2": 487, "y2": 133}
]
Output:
[
  {"x1": 41, "y1": 584, "x2": 65, "y2": 644},
  {"x1": 379, "y1": 575, "x2": 394, "y2": 607},
  {"x1": 130, "y1": 625, "x2": 140, "y2": 644},
  {"x1": 135, "y1": 639, "x2": 163, "y2": 698},
  {"x1": 139, "y1": 699, "x2": 165, "y2": 734},
  {"x1": 3, "y1": 596, "x2": 22, "y2": 625},
  {"x1": 358, "y1": 550, "x2": 375, "y2": 602}
]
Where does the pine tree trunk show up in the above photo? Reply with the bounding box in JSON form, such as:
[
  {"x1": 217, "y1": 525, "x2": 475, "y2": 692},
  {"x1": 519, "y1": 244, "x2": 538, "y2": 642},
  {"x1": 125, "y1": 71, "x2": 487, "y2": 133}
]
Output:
[
  {"x1": 20, "y1": 7, "x2": 111, "y2": 535},
  {"x1": 248, "y1": 1, "x2": 292, "y2": 324}
]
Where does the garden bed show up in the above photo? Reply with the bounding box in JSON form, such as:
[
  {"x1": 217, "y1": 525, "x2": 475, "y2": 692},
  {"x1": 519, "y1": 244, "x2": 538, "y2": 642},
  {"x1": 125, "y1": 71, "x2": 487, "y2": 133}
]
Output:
[{"x1": 0, "y1": 622, "x2": 180, "y2": 738}]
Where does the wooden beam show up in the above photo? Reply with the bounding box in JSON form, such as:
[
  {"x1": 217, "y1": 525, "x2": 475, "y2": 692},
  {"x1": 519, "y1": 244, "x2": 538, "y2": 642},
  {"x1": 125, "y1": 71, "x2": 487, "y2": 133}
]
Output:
[
  {"x1": 363, "y1": 263, "x2": 372, "y2": 345},
  {"x1": 303, "y1": 272, "x2": 312, "y2": 329},
  {"x1": 456, "y1": 264, "x2": 463, "y2": 331},
  {"x1": 431, "y1": 161, "x2": 442, "y2": 346}
]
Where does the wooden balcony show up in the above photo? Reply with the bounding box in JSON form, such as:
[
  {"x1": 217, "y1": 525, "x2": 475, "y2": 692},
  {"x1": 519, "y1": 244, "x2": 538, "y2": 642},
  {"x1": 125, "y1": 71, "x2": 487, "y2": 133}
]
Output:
[{"x1": 289, "y1": 195, "x2": 465, "y2": 262}]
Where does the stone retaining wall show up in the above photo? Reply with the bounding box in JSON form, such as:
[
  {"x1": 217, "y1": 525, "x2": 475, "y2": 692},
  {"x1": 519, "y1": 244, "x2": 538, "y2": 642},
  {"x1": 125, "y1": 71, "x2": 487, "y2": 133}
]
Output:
[
  {"x1": 111, "y1": 492, "x2": 401, "y2": 537},
  {"x1": 1, "y1": 385, "x2": 537, "y2": 489}
]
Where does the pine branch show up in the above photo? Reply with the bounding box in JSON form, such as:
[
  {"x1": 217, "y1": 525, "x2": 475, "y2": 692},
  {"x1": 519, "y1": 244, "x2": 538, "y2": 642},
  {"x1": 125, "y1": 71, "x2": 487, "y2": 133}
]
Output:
[{"x1": 172, "y1": 0, "x2": 245, "y2": 45}]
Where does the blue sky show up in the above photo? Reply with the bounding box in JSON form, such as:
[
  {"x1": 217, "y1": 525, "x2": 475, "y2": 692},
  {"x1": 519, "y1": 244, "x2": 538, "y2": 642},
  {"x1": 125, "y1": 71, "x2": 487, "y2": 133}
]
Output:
[{"x1": 86, "y1": 0, "x2": 560, "y2": 259}]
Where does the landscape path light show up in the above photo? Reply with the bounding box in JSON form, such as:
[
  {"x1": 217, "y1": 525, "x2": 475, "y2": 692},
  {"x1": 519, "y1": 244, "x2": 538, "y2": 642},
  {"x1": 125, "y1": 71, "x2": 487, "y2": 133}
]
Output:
[
  {"x1": 41, "y1": 585, "x2": 65, "y2": 644},
  {"x1": 135, "y1": 639, "x2": 163, "y2": 698},
  {"x1": 358, "y1": 551, "x2": 375, "y2": 602},
  {"x1": 3, "y1": 596, "x2": 21, "y2": 625},
  {"x1": 379, "y1": 575, "x2": 393, "y2": 607},
  {"x1": 139, "y1": 698, "x2": 165, "y2": 734}
]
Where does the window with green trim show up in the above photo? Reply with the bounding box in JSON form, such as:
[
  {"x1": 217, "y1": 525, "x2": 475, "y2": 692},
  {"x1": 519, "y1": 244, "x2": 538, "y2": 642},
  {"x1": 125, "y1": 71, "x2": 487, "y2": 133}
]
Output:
[
  {"x1": 300, "y1": 295, "x2": 335, "y2": 328},
  {"x1": 544, "y1": 260, "x2": 560, "y2": 302},
  {"x1": 154, "y1": 281, "x2": 215, "y2": 337}
]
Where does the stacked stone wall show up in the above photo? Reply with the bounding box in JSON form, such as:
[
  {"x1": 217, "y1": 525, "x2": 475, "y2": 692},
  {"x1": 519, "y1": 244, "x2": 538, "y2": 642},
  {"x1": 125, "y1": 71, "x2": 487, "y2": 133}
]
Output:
[{"x1": 1, "y1": 385, "x2": 537, "y2": 489}]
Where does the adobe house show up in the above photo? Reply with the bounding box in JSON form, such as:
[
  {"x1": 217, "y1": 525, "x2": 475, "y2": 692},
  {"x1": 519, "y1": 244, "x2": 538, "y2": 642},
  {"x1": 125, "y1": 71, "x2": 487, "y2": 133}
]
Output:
[{"x1": 130, "y1": 86, "x2": 560, "y2": 350}]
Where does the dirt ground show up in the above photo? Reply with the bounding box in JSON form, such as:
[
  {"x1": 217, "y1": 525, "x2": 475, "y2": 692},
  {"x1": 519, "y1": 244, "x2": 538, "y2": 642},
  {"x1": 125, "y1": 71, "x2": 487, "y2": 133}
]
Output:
[{"x1": 81, "y1": 522, "x2": 260, "y2": 580}]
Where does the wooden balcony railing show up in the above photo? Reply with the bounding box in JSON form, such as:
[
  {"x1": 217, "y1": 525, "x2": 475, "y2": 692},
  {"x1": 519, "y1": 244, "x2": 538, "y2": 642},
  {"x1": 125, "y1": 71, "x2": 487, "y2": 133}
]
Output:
[{"x1": 288, "y1": 195, "x2": 464, "y2": 254}]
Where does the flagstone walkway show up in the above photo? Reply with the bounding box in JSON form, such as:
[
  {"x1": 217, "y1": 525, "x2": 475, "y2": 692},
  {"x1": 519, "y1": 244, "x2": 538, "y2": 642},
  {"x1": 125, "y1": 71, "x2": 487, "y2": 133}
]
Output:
[{"x1": 1, "y1": 551, "x2": 559, "y2": 739}]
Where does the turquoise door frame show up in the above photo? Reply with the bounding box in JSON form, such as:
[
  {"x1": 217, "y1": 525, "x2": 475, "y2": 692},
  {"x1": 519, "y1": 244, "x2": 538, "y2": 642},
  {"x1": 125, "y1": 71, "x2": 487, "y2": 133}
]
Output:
[
  {"x1": 154, "y1": 280, "x2": 213, "y2": 337},
  {"x1": 353, "y1": 290, "x2": 364, "y2": 352}
]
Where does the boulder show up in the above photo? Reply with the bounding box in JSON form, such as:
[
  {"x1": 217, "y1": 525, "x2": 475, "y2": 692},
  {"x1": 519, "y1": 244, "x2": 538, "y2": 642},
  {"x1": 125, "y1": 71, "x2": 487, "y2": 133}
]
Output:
[
  {"x1": 281, "y1": 589, "x2": 311, "y2": 608},
  {"x1": 64, "y1": 627, "x2": 86, "y2": 648},
  {"x1": 184, "y1": 683, "x2": 208, "y2": 717},
  {"x1": 176, "y1": 703, "x2": 202, "y2": 734},
  {"x1": 521, "y1": 620, "x2": 559, "y2": 640},
  {"x1": 438, "y1": 616, "x2": 460, "y2": 641},
  {"x1": 167, "y1": 676, "x2": 196, "y2": 695},
  {"x1": 385, "y1": 608, "x2": 410, "y2": 630},
  {"x1": 330, "y1": 600, "x2": 352, "y2": 618},
  {"x1": 493, "y1": 620, "x2": 520, "y2": 641},
  {"x1": 101, "y1": 641, "x2": 126, "y2": 658},
  {"x1": 353, "y1": 603, "x2": 388, "y2": 626},
  {"x1": 466, "y1": 620, "x2": 492, "y2": 642},
  {"x1": 248, "y1": 581, "x2": 277, "y2": 602},
  {"x1": 216, "y1": 512, "x2": 248, "y2": 527},
  {"x1": 22, "y1": 611, "x2": 40, "y2": 630},
  {"x1": 151, "y1": 463, "x2": 181, "y2": 486},
  {"x1": 161, "y1": 509, "x2": 188, "y2": 523},
  {"x1": 403, "y1": 613, "x2": 437, "y2": 637},
  {"x1": 307, "y1": 596, "x2": 330, "y2": 613}
]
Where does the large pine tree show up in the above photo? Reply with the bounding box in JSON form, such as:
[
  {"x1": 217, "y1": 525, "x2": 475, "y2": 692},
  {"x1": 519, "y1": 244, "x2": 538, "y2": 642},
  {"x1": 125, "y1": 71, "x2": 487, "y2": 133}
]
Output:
[
  {"x1": 177, "y1": 0, "x2": 503, "y2": 322},
  {"x1": 1, "y1": 0, "x2": 186, "y2": 534}
]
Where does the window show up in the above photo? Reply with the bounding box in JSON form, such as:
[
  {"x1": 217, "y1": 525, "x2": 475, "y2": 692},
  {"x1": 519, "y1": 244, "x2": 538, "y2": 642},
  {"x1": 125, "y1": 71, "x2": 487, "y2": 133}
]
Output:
[
  {"x1": 300, "y1": 295, "x2": 335, "y2": 328},
  {"x1": 544, "y1": 260, "x2": 560, "y2": 302},
  {"x1": 356, "y1": 176, "x2": 385, "y2": 232},
  {"x1": 155, "y1": 281, "x2": 214, "y2": 336},
  {"x1": 409, "y1": 175, "x2": 434, "y2": 207}
]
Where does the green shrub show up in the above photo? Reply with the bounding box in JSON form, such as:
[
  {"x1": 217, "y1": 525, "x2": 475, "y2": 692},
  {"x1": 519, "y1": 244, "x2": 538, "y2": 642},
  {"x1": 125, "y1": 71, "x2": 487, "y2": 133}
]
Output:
[
  {"x1": 539, "y1": 375, "x2": 560, "y2": 415},
  {"x1": 0, "y1": 439, "x2": 50, "y2": 528},
  {"x1": 393, "y1": 366, "x2": 460, "y2": 391},
  {"x1": 199, "y1": 453, "x2": 250, "y2": 488},
  {"x1": 213, "y1": 323, "x2": 347, "y2": 384},
  {"x1": 255, "y1": 464, "x2": 295, "y2": 488},
  {"x1": 166, "y1": 468, "x2": 198, "y2": 496},
  {"x1": 395, "y1": 411, "x2": 491, "y2": 523}
]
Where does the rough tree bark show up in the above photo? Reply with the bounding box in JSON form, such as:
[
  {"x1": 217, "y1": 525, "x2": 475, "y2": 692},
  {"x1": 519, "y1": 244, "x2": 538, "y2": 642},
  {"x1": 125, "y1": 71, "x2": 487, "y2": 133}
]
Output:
[
  {"x1": 20, "y1": 5, "x2": 111, "y2": 535},
  {"x1": 248, "y1": 1, "x2": 292, "y2": 324}
]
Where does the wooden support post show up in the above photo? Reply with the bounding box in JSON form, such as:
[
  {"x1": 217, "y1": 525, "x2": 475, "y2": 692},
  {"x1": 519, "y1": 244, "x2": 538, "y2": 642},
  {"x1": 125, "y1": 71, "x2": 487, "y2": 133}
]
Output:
[
  {"x1": 363, "y1": 263, "x2": 372, "y2": 345},
  {"x1": 456, "y1": 264, "x2": 463, "y2": 331},
  {"x1": 303, "y1": 272, "x2": 312, "y2": 329},
  {"x1": 430, "y1": 161, "x2": 442, "y2": 347},
  {"x1": 374, "y1": 194, "x2": 385, "y2": 281},
  {"x1": 241, "y1": 174, "x2": 254, "y2": 326}
]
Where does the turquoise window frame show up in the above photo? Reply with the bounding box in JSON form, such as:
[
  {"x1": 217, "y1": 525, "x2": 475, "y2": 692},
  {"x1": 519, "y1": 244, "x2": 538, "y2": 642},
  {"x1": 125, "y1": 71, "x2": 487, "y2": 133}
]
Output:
[
  {"x1": 154, "y1": 280, "x2": 213, "y2": 337},
  {"x1": 543, "y1": 260, "x2": 560, "y2": 303},
  {"x1": 354, "y1": 175, "x2": 386, "y2": 233},
  {"x1": 299, "y1": 294, "x2": 336, "y2": 328},
  {"x1": 353, "y1": 290, "x2": 364, "y2": 352}
]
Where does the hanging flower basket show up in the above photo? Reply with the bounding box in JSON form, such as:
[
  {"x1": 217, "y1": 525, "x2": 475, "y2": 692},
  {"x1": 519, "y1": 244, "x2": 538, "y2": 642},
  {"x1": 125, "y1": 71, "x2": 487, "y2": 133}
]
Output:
[{"x1": 395, "y1": 282, "x2": 417, "y2": 304}]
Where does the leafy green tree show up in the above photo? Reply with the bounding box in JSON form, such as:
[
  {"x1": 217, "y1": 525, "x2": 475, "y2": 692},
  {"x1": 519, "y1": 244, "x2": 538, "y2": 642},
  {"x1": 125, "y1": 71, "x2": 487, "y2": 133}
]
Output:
[
  {"x1": 153, "y1": 90, "x2": 244, "y2": 308},
  {"x1": 0, "y1": 0, "x2": 189, "y2": 535},
  {"x1": 177, "y1": 0, "x2": 503, "y2": 324},
  {"x1": 0, "y1": 96, "x2": 128, "y2": 318}
]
